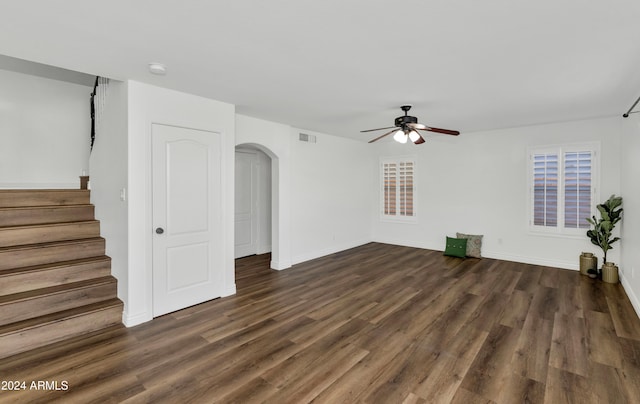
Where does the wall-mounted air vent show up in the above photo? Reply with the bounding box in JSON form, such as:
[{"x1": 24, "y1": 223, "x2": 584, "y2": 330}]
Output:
[{"x1": 299, "y1": 133, "x2": 316, "y2": 143}]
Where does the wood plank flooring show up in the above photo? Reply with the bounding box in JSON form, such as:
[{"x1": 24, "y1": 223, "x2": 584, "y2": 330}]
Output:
[{"x1": 1, "y1": 242, "x2": 640, "y2": 403}]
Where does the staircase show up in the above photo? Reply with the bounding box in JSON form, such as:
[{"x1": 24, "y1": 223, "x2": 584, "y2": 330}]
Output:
[{"x1": 0, "y1": 189, "x2": 123, "y2": 359}]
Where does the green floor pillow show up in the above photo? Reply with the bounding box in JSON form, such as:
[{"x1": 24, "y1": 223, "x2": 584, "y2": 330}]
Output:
[{"x1": 444, "y1": 236, "x2": 467, "y2": 258}]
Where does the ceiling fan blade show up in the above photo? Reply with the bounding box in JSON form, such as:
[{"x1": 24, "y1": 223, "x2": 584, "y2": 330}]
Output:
[
  {"x1": 413, "y1": 134, "x2": 426, "y2": 144},
  {"x1": 368, "y1": 128, "x2": 397, "y2": 143},
  {"x1": 361, "y1": 126, "x2": 397, "y2": 133},
  {"x1": 414, "y1": 125, "x2": 460, "y2": 136}
]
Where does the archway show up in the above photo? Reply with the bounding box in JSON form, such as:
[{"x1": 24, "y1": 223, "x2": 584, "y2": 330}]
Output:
[{"x1": 234, "y1": 142, "x2": 285, "y2": 269}]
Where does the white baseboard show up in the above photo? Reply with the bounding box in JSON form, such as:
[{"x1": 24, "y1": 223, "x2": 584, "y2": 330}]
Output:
[
  {"x1": 620, "y1": 272, "x2": 640, "y2": 319},
  {"x1": 372, "y1": 237, "x2": 579, "y2": 271},
  {"x1": 482, "y1": 250, "x2": 579, "y2": 271},
  {"x1": 0, "y1": 182, "x2": 79, "y2": 189},
  {"x1": 271, "y1": 259, "x2": 292, "y2": 271},
  {"x1": 372, "y1": 236, "x2": 431, "y2": 251},
  {"x1": 291, "y1": 238, "x2": 372, "y2": 266},
  {"x1": 122, "y1": 310, "x2": 152, "y2": 327}
]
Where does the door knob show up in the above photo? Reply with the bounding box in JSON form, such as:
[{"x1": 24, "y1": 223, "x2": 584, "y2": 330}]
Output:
[{"x1": 155, "y1": 227, "x2": 164, "y2": 234}]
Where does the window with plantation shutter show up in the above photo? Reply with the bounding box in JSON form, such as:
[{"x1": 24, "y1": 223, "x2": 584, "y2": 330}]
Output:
[
  {"x1": 381, "y1": 158, "x2": 416, "y2": 220},
  {"x1": 529, "y1": 143, "x2": 598, "y2": 235}
]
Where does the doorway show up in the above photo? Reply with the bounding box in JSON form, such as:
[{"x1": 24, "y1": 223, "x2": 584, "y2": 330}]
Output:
[{"x1": 235, "y1": 146, "x2": 272, "y2": 259}]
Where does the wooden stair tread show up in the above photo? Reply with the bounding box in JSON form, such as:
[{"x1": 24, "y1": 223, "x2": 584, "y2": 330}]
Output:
[
  {"x1": 0, "y1": 203, "x2": 92, "y2": 208},
  {"x1": 0, "y1": 204, "x2": 93, "y2": 212},
  {"x1": 0, "y1": 189, "x2": 90, "y2": 208},
  {"x1": 0, "y1": 237, "x2": 106, "y2": 271},
  {"x1": 0, "y1": 256, "x2": 111, "y2": 276},
  {"x1": 0, "y1": 236, "x2": 105, "y2": 252},
  {"x1": 0, "y1": 204, "x2": 93, "y2": 214},
  {"x1": 0, "y1": 219, "x2": 99, "y2": 230},
  {"x1": 0, "y1": 204, "x2": 95, "y2": 227},
  {"x1": 0, "y1": 276, "x2": 116, "y2": 305},
  {"x1": 0, "y1": 298, "x2": 123, "y2": 335},
  {"x1": 0, "y1": 189, "x2": 87, "y2": 193},
  {"x1": 0, "y1": 220, "x2": 101, "y2": 248}
]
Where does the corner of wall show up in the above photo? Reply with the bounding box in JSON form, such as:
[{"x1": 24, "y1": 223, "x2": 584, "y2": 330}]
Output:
[
  {"x1": 221, "y1": 283, "x2": 237, "y2": 297},
  {"x1": 122, "y1": 309, "x2": 152, "y2": 328},
  {"x1": 271, "y1": 259, "x2": 292, "y2": 271}
]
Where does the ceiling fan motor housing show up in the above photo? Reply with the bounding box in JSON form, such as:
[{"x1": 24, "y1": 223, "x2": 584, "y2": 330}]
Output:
[{"x1": 395, "y1": 115, "x2": 418, "y2": 127}]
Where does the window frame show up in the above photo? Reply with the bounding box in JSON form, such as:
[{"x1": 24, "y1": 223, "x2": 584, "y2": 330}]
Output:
[
  {"x1": 380, "y1": 156, "x2": 417, "y2": 222},
  {"x1": 527, "y1": 142, "x2": 600, "y2": 237}
]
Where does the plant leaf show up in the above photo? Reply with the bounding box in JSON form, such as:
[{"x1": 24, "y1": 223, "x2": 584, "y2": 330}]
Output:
[{"x1": 598, "y1": 205, "x2": 611, "y2": 222}]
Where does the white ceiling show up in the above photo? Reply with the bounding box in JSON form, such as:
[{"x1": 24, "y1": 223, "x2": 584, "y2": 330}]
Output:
[
  {"x1": 0, "y1": 54, "x2": 95, "y2": 86},
  {"x1": 1, "y1": 0, "x2": 639, "y2": 140}
]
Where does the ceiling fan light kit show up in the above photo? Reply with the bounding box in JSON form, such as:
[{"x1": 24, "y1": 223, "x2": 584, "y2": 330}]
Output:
[
  {"x1": 362, "y1": 105, "x2": 460, "y2": 144},
  {"x1": 408, "y1": 131, "x2": 421, "y2": 142},
  {"x1": 393, "y1": 130, "x2": 408, "y2": 143}
]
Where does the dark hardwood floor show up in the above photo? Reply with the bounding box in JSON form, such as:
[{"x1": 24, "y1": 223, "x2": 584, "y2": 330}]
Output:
[{"x1": 2, "y1": 242, "x2": 640, "y2": 403}]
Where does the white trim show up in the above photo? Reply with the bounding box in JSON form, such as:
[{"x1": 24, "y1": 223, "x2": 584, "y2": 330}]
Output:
[
  {"x1": 482, "y1": 250, "x2": 578, "y2": 271},
  {"x1": 270, "y1": 259, "x2": 292, "y2": 271},
  {"x1": 372, "y1": 235, "x2": 436, "y2": 251},
  {"x1": 291, "y1": 238, "x2": 372, "y2": 266},
  {"x1": 123, "y1": 309, "x2": 152, "y2": 327},
  {"x1": 620, "y1": 272, "x2": 640, "y2": 320},
  {"x1": 372, "y1": 236, "x2": 581, "y2": 271}
]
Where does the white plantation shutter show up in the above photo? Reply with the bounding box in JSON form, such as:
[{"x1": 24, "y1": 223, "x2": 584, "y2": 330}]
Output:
[
  {"x1": 564, "y1": 151, "x2": 592, "y2": 229},
  {"x1": 533, "y1": 153, "x2": 558, "y2": 227},
  {"x1": 383, "y1": 162, "x2": 397, "y2": 215},
  {"x1": 382, "y1": 158, "x2": 415, "y2": 219},
  {"x1": 529, "y1": 144, "x2": 598, "y2": 234},
  {"x1": 398, "y1": 161, "x2": 414, "y2": 216}
]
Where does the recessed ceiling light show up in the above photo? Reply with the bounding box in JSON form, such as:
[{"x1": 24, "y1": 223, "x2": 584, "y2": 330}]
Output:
[{"x1": 148, "y1": 63, "x2": 166, "y2": 75}]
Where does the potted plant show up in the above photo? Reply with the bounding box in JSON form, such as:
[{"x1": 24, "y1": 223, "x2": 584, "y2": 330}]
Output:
[{"x1": 586, "y1": 194, "x2": 623, "y2": 278}]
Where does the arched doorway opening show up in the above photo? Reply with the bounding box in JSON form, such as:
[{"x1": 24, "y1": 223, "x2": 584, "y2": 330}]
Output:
[{"x1": 234, "y1": 143, "x2": 284, "y2": 269}]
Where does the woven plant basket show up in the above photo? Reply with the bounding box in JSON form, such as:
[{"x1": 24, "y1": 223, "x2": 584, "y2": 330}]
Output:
[
  {"x1": 602, "y1": 262, "x2": 619, "y2": 284},
  {"x1": 579, "y1": 252, "x2": 597, "y2": 276}
]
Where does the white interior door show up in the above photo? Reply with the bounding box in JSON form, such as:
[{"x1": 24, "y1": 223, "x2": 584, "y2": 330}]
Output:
[
  {"x1": 234, "y1": 150, "x2": 258, "y2": 258},
  {"x1": 152, "y1": 123, "x2": 222, "y2": 317}
]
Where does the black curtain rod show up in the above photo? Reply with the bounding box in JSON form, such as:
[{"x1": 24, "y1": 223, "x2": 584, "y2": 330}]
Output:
[{"x1": 623, "y1": 95, "x2": 640, "y2": 117}]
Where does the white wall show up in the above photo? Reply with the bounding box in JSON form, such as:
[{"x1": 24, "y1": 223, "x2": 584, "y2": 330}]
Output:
[
  {"x1": 89, "y1": 80, "x2": 129, "y2": 314},
  {"x1": 0, "y1": 69, "x2": 91, "y2": 188},
  {"x1": 289, "y1": 128, "x2": 373, "y2": 264},
  {"x1": 126, "y1": 81, "x2": 236, "y2": 326},
  {"x1": 372, "y1": 116, "x2": 622, "y2": 270},
  {"x1": 621, "y1": 114, "x2": 640, "y2": 315}
]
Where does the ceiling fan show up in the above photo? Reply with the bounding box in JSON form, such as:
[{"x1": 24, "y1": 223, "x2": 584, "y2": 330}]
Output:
[{"x1": 362, "y1": 105, "x2": 460, "y2": 144}]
